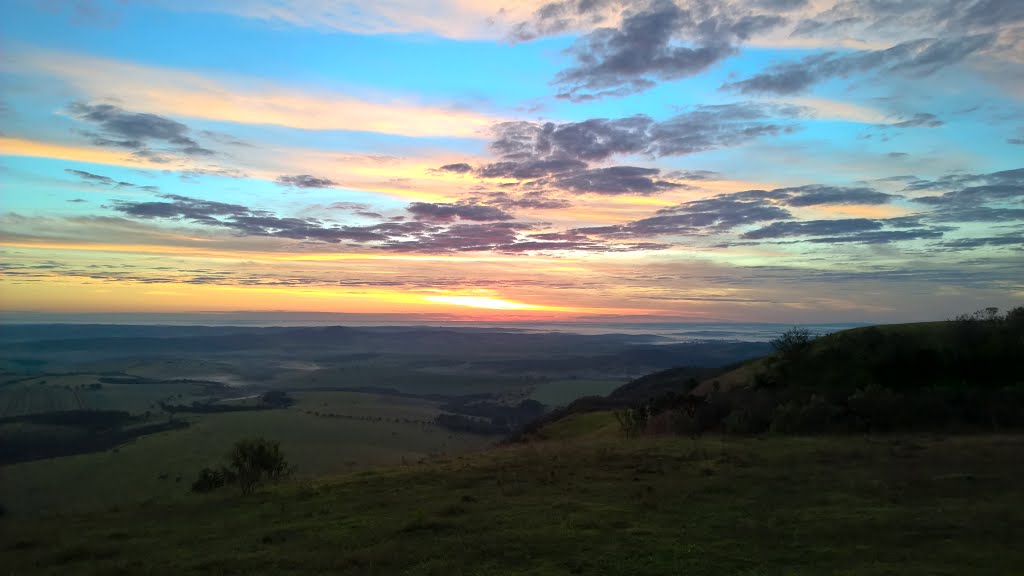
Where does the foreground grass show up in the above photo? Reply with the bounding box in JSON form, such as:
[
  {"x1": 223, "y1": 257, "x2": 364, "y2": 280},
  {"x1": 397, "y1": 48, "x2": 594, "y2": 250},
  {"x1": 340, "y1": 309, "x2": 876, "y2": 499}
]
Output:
[{"x1": 4, "y1": 434, "x2": 1023, "y2": 575}]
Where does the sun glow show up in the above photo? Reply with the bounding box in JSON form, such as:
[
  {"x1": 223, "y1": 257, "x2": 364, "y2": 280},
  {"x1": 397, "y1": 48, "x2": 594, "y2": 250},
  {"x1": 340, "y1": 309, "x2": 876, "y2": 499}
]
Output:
[{"x1": 423, "y1": 295, "x2": 547, "y2": 310}]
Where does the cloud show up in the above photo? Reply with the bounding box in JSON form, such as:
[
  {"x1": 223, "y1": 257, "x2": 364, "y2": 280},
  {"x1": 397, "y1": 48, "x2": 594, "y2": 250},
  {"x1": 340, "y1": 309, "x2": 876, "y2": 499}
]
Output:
[
  {"x1": 910, "y1": 168, "x2": 1024, "y2": 206},
  {"x1": 23, "y1": 51, "x2": 503, "y2": 139},
  {"x1": 482, "y1": 103, "x2": 798, "y2": 167},
  {"x1": 64, "y1": 168, "x2": 156, "y2": 190},
  {"x1": 68, "y1": 101, "x2": 213, "y2": 157},
  {"x1": 407, "y1": 202, "x2": 514, "y2": 222},
  {"x1": 64, "y1": 168, "x2": 115, "y2": 186},
  {"x1": 474, "y1": 191, "x2": 573, "y2": 210},
  {"x1": 440, "y1": 104, "x2": 794, "y2": 197},
  {"x1": 723, "y1": 34, "x2": 996, "y2": 94},
  {"x1": 437, "y1": 163, "x2": 473, "y2": 173},
  {"x1": 578, "y1": 195, "x2": 793, "y2": 239},
  {"x1": 883, "y1": 113, "x2": 945, "y2": 129},
  {"x1": 105, "y1": 192, "x2": 666, "y2": 254},
  {"x1": 805, "y1": 229, "x2": 947, "y2": 244},
  {"x1": 941, "y1": 233, "x2": 1024, "y2": 249},
  {"x1": 275, "y1": 174, "x2": 338, "y2": 188},
  {"x1": 545, "y1": 166, "x2": 684, "y2": 195},
  {"x1": 742, "y1": 218, "x2": 883, "y2": 239},
  {"x1": 772, "y1": 184, "x2": 897, "y2": 206},
  {"x1": 513, "y1": 0, "x2": 788, "y2": 101}
]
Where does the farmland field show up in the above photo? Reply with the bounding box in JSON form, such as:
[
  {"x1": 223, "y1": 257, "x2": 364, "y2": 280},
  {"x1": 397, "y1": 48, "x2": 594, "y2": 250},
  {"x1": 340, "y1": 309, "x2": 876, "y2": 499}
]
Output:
[{"x1": 0, "y1": 391, "x2": 493, "y2": 516}]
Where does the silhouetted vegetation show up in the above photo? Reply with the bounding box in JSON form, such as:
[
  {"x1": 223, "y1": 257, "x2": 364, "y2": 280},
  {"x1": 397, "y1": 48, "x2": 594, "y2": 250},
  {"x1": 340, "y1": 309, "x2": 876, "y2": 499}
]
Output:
[
  {"x1": 610, "y1": 309, "x2": 1024, "y2": 436},
  {"x1": 160, "y1": 391, "x2": 293, "y2": 414},
  {"x1": 438, "y1": 398, "x2": 546, "y2": 433},
  {"x1": 191, "y1": 438, "x2": 291, "y2": 495},
  {"x1": 0, "y1": 411, "x2": 188, "y2": 465}
]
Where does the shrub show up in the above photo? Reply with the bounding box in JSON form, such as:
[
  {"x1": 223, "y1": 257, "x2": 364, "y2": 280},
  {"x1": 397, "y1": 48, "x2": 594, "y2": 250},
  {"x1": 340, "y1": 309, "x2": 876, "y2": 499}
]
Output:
[
  {"x1": 227, "y1": 438, "x2": 291, "y2": 494},
  {"x1": 770, "y1": 395, "x2": 843, "y2": 434},
  {"x1": 190, "y1": 467, "x2": 227, "y2": 493},
  {"x1": 614, "y1": 408, "x2": 647, "y2": 436},
  {"x1": 847, "y1": 386, "x2": 903, "y2": 432},
  {"x1": 770, "y1": 327, "x2": 815, "y2": 361}
]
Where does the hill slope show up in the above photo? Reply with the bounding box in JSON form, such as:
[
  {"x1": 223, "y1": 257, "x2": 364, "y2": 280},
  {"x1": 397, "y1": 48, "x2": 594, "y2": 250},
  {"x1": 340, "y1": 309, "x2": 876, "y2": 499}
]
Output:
[{"x1": 4, "y1": 434, "x2": 1023, "y2": 575}]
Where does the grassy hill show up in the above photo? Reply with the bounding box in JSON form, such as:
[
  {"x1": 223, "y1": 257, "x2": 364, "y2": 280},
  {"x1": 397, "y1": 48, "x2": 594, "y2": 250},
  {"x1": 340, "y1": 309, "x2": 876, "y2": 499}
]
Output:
[
  {"x1": 4, "y1": 432, "x2": 1023, "y2": 575},
  {"x1": 4, "y1": 316, "x2": 1022, "y2": 574}
]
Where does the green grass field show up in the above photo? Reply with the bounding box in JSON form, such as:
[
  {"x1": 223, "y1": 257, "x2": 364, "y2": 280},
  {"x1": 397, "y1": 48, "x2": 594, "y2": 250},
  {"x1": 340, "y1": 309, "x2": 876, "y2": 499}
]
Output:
[
  {"x1": 527, "y1": 378, "x2": 625, "y2": 407},
  {"x1": 4, "y1": 433, "x2": 1022, "y2": 575},
  {"x1": 0, "y1": 391, "x2": 494, "y2": 516}
]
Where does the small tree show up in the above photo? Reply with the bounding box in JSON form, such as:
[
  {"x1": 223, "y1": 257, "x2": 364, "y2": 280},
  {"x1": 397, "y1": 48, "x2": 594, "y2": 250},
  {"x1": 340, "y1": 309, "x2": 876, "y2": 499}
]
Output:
[
  {"x1": 770, "y1": 327, "x2": 815, "y2": 361},
  {"x1": 225, "y1": 438, "x2": 291, "y2": 494}
]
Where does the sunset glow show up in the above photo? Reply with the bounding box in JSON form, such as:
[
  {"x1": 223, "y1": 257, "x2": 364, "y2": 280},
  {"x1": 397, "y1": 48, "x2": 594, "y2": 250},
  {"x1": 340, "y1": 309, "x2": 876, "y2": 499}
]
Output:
[{"x1": 1, "y1": 1, "x2": 1021, "y2": 323}]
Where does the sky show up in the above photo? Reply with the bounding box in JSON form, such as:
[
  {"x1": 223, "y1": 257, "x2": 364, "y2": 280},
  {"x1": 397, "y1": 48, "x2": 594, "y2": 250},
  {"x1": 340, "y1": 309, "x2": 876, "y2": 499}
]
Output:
[{"x1": 1, "y1": 0, "x2": 1022, "y2": 324}]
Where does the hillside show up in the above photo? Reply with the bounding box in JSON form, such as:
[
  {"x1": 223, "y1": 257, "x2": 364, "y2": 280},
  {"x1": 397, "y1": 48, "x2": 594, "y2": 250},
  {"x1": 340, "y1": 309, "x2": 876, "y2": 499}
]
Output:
[{"x1": 4, "y1": 433, "x2": 1023, "y2": 575}]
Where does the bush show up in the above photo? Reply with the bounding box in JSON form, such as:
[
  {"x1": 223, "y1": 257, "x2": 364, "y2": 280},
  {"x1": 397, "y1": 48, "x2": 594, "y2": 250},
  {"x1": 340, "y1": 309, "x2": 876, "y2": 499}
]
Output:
[
  {"x1": 770, "y1": 395, "x2": 843, "y2": 434},
  {"x1": 227, "y1": 438, "x2": 291, "y2": 494},
  {"x1": 191, "y1": 438, "x2": 291, "y2": 495},
  {"x1": 847, "y1": 386, "x2": 903, "y2": 432},
  {"x1": 191, "y1": 467, "x2": 227, "y2": 493},
  {"x1": 770, "y1": 327, "x2": 815, "y2": 361}
]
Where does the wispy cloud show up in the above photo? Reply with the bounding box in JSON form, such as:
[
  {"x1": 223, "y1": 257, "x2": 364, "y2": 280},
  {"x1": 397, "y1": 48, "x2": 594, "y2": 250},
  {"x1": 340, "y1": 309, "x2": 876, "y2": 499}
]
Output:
[{"x1": 15, "y1": 50, "x2": 506, "y2": 138}]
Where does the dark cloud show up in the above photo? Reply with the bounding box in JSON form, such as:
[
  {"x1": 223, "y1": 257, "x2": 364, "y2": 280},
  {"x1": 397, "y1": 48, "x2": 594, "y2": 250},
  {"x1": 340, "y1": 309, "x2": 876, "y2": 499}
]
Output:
[
  {"x1": 457, "y1": 104, "x2": 793, "y2": 197},
  {"x1": 407, "y1": 202, "x2": 515, "y2": 222},
  {"x1": 65, "y1": 168, "x2": 115, "y2": 186},
  {"x1": 64, "y1": 168, "x2": 156, "y2": 190},
  {"x1": 68, "y1": 102, "x2": 213, "y2": 156},
  {"x1": 805, "y1": 229, "x2": 946, "y2": 244},
  {"x1": 941, "y1": 233, "x2": 1024, "y2": 249},
  {"x1": 709, "y1": 184, "x2": 897, "y2": 207},
  {"x1": 884, "y1": 113, "x2": 945, "y2": 129},
  {"x1": 772, "y1": 184, "x2": 897, "y2": 206},
  {"x1": 578, "y1": 195, "x2": 793, "y2": 239},
  {"x1": 325, "y1": 202, "x2": 371, "y2": 211},
  {"x1": 67, "y1": 198, "x2": 88, "y2": 203},
  {"x1": 484, "y1": 103, "x2": 798, "y2": 166},
  {"x1": 515, "y1": 0, "x2": 788, "y2": 101},
  {"x1": 436, "y1": 163, "x2": 473, "y2": 173},
  {"x1": 904, "y1": 167, "x2": 1024, "y2": 193},
  {"x1": 1008, "y1": 138, "x2": 1024, "y2": 145},
  {"x1": 742, "y1": 218, "x2": 882, "y2": 239},
  {"x1": 752, "y1": 0, "x2": 808, "y2": 9},
  {"x1": 929, "y1": 207, "x2": 1024, "y2": 223},
  {"x1": 723, "y1": 34, "x2": 996, "y2": 95},
  {"x1": 477, "y1": 158, "x2": 589, "y2": 179},
  {"x1": 546, "y1": 166, "x2": 684, "y2": 195},
  {"x1": 275, "y1": 174, "x2": 338, "y2": 188},
  {"x1": 665, "y1": 169, "x2": 722, "y2": 180},
  {"x1": 106, "y1": 193, "x2": 666, "y2": 254},
  {"x1": 475, "y1": 191, "x2": 573, "y2": 210}
]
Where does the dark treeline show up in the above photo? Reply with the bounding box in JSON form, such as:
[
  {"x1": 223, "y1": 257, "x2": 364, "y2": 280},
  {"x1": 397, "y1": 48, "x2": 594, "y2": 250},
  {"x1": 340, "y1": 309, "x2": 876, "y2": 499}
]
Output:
[
  {"x1": 613, "y1": 309, "x2": 1024, "y2": 436},
  {"x1": 0, "y1": 410, "x2": 188, "y2": 465},
  {"x1": 159, "y1": 390, "x2": 293, "y2": 414},
  {"x1": 435, "y1": 398, "x2": 547, "y2": 435}
]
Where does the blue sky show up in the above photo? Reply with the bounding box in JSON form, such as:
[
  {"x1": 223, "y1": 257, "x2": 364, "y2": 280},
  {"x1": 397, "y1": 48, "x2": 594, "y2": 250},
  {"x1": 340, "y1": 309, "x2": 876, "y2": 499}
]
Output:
[{"x1": 1, "y1": 0, "x2": 1022, "y2": 322}]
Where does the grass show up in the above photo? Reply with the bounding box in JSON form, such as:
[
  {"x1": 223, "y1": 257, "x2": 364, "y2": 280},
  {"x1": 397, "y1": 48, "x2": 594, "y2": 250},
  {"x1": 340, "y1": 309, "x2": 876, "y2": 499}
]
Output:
[
  {"x1": 4, "y1": 433, "x2": 1022, "y2": 575},
  {"x1": 527, "y1": 378, "x2": 626, "y2": 408},
  {"x1": 0, "y1": 391, "x2": 493, "y2": 516}
]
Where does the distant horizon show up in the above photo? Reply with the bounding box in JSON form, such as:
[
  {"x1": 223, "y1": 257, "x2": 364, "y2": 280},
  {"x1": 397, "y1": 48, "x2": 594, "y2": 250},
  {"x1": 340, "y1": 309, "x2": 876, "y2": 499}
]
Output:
[{"x1": 0, "y1": 308, "x2": 916, "y2": 328}]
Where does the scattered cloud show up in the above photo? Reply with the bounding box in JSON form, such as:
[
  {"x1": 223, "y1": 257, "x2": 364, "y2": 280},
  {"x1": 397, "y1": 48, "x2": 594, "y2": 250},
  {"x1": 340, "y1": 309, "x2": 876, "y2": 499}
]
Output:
[
  {"x1": 407, "y1": 202, "x2": 514, "y2": 222},
  {"x1": 724, "y1": 34, "x2": 996, "y2": 95},
  {"x1": 68, "y1": 101, "x2": 213, "y2": 157},
  {"x1": 275, "y1": 174, "x2": 339, "y2": 189}
]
